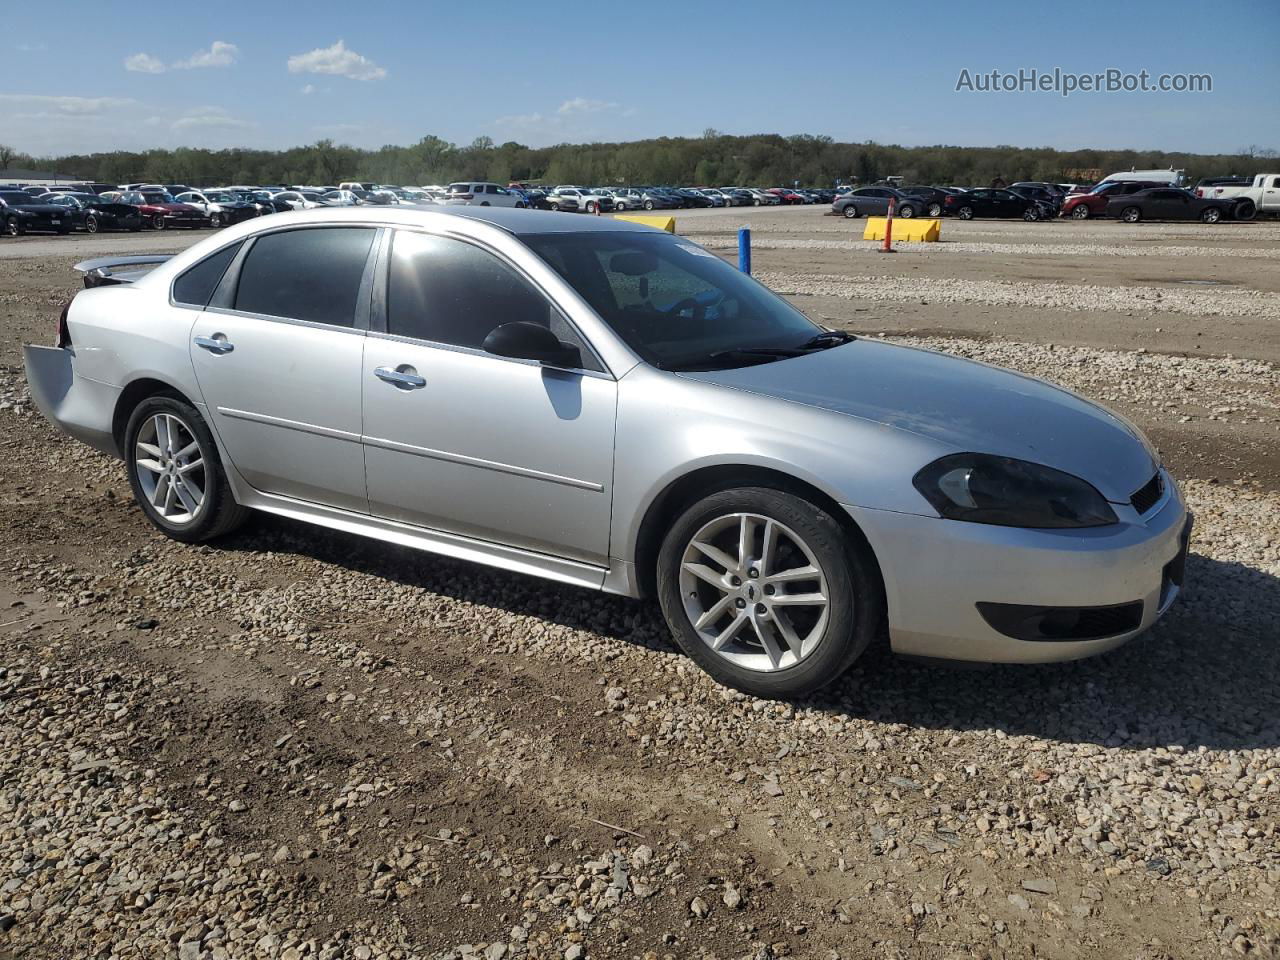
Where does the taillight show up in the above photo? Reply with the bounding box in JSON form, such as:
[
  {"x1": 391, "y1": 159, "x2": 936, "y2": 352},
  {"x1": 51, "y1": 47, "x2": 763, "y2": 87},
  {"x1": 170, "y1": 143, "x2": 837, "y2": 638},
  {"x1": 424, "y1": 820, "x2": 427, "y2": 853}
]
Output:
[{"x1": 56, "y1": 299, "x2": 73, "y2": 348}]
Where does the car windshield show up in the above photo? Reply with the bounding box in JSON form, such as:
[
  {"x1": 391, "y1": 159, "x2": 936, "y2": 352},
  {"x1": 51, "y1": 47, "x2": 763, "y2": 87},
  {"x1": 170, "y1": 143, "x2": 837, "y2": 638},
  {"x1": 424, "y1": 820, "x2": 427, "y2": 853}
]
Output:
[
  {"x1": 68, "y1": 193, "x2": 100, "y2": 203},
  {"x1": 207, "y1": 192, "x2": 232, "y2": 201},
  {"x1": 142, "y1": 193, "x2": 174, "y2": 203},
  {"x1": 0, "y1": 191, "x2": 34, "y2": 203},
  {"x1": 525, "y1": 231, "x2": 826, "y2": 370}
]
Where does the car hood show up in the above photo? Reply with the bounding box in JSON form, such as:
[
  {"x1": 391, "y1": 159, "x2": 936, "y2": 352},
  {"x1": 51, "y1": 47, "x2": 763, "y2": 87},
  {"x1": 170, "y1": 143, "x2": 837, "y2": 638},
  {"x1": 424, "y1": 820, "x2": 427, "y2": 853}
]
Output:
[
  {"x1": 679, "y1": 339, "x2": 1157, "y2": 502},
  {"x1": 11, "y1": 203, "x2": 65, "y2": 215},
  {"x1": 88, "y1": 202, "x2": 139, "y2": 215}
]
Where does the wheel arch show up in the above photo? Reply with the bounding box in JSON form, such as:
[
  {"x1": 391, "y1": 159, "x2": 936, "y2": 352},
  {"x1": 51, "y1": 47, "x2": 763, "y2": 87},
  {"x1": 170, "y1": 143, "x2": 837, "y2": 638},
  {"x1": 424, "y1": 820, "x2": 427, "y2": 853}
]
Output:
[
  {"x1": 112, "y1": 376, "x2": 196, "y2": 450},
  {"x1": 631, "y1": 463, "x2": 885, "y2": 605}
]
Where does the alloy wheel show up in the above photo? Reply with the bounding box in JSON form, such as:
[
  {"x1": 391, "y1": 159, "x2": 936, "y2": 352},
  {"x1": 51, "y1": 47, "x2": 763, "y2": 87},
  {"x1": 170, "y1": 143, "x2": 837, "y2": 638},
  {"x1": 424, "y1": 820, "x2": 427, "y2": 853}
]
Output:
[
  {"x1": 134, "y1": 413, "x2": 207, "y2": 525},
  {"x1": 678, "y1": 512, "x2": 831, "y2": 673}
]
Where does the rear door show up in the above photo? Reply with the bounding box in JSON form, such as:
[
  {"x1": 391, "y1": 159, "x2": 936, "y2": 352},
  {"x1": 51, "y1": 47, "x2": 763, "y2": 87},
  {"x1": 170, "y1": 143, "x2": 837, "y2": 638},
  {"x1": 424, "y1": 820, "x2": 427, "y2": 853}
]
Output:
[{"x1": 188, "y1": 225, "x2": 378, "y2": 512}]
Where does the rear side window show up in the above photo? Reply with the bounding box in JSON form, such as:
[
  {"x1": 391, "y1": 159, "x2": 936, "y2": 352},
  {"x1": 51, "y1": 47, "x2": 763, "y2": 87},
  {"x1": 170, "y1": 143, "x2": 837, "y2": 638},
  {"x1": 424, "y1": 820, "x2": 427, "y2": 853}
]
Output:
[
  {"x1": 386, "y1": 231, "x2": 600, "y2": 370},
  {"x1": 173, "y1": 241, "x2": 242, "y2": 307},
  {"x1": 234, "y1": 227, "x2": 376, "y2": 327}
]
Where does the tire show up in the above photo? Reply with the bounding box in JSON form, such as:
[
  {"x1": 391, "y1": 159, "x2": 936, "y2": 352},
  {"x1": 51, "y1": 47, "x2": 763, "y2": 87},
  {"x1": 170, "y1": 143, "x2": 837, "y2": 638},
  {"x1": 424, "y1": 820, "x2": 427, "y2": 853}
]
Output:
[
  {"x1": 515, "y1": 201, "x2": 526, "y2": 209},
  {"x1": 841, "y1": 204, "x2": 859, "y2": 219},
  {"x1": 926, "y1": 203, "x2": 942, "y2": 217},
  {"x1": 957, "y1": 206, "x2": 975, "y2": 220},
  {"x1": 1120, "y1": 206, "x2": 1141, "y2": 223},
  {"x1": 84, "y1": 214, "x2": 100, "y2": 234},
  {"x1": 5, "y1": 217, "x2": 21, "y2": 236},
  {"x1": 1234, "y1": 201, "x2": 1256, "y2": 221},
  {"x1": 657, "y1": 487, "x2": 881, "y2": 698},
  {"x1": 549, "y1": 202, "x2": 560, "y2": 212},
  {"x1": 124, "y1": 393, "x2": 249, "y2": 544},
  {"x1": 898, "y1": 204, "x2": 916, "y2": 219},
  {"x1": 644, "y1": 200, "x2": 654, "y2": 211},
  {"x1": 210, "y1": 212, "x2": 224, "y2": 228},
  {"x1": 753, "y1": 199, "x2": 761, "y2": 206},
  {"x1": 480, "y1": 201, "x2": 490, "y2": 206},
  {"x1": 1070, "y1": 204, "x2": 1090, "y2": 220},
  {"x1": 1022, "y1": 206, "x2": 1040, "y2": 221},
  {"x1": 150, "y1": 215, "x2": 166, "y2": 231},
  {"x1": 1201, "y1": 207, "x2": 1222, "y2": 224},
  {"x1": 585, "y1": 201, "x2": 597, "y2": 214}
]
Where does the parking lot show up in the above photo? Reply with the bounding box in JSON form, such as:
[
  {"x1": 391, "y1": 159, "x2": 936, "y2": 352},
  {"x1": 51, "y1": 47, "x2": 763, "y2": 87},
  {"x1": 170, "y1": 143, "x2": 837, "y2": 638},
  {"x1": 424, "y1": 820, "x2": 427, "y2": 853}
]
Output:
[{"x1": 1, "y1": 207, "x2": 1277, "y2": 959}]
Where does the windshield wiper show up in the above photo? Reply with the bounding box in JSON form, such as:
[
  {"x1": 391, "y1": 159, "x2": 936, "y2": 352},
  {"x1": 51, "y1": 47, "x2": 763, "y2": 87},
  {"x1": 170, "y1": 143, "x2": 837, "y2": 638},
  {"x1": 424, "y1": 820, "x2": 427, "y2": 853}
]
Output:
[
  {"x1": 665, "y1": 347, "x2": 805, "y2": 371},
  {"x1": 799, "y1": 329, "x2": 856, "y2": 349}
]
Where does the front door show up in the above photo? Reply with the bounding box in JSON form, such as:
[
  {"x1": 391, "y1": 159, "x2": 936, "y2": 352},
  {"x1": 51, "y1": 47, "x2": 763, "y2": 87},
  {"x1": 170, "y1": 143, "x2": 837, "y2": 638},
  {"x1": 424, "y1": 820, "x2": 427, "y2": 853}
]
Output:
[
  {"x1": 361, "y1": 229, "x2": 616, "y2": 564},
  {"x1": 189, "y1": 225, "x2": 378, "y2": 512}
]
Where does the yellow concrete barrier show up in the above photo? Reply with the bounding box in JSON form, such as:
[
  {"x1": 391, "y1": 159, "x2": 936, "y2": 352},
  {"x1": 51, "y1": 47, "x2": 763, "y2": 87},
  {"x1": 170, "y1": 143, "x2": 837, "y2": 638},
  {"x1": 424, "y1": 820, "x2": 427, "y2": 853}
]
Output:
[
  {"x1": 862, "y1": 217, "x2": 940, "y2": 242},
  {"x1": 612, "y1": 214, "x2": 676, "y2": 233}
]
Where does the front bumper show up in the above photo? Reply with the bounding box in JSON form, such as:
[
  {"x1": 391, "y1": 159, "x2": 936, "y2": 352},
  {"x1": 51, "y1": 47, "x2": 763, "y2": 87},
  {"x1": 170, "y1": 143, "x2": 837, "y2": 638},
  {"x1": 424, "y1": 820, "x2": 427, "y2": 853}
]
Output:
[
  {"x1": 22, "y1": 345, "x2": 121, "y2": 458},
  {"x1": 847, "y1": 476, "x2": 1190, "y2": 663}
]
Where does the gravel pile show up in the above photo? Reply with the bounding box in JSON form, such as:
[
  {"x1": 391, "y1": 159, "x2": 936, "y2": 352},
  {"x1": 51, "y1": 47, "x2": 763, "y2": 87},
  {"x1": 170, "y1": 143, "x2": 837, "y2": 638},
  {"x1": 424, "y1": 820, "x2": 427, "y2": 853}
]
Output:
[{"x1": 758, "y1": 271, "x2": 1280, "y2": 319}]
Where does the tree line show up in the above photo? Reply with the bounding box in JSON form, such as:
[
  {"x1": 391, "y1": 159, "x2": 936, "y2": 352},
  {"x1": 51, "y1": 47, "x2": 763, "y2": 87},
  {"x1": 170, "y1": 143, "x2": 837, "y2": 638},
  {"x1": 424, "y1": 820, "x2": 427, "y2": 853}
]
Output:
[{"x1": 3, "y1": 133, "x2": 1273, "y2": 189}]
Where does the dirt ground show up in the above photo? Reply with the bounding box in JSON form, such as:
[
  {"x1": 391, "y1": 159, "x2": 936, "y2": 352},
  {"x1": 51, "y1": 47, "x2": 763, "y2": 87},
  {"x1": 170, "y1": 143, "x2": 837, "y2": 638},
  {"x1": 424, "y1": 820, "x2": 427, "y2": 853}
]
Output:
[{"x1": 0, "y1": 209, "x2": 1277, "y2": 960}]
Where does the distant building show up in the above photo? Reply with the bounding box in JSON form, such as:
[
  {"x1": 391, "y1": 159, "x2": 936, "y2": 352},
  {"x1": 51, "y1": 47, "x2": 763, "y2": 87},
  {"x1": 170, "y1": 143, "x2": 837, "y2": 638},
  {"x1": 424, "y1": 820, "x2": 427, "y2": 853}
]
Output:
[{"x1": 0, "y1": 168, "x2": 85, "y2": 187}]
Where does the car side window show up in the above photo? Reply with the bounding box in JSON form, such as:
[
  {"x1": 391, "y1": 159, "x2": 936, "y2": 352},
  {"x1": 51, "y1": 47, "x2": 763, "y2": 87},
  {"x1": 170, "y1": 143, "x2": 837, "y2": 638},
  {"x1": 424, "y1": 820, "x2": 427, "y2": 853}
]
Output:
[
  {"x1": 386, "y1": 231, "x2": 601, "y2": 372},
  {"x1": 234, "y1": 227, "x2": 376, "y2": 327},
  {"x1": 173, "y1": 241, "x2": 243, "y2": 307}
]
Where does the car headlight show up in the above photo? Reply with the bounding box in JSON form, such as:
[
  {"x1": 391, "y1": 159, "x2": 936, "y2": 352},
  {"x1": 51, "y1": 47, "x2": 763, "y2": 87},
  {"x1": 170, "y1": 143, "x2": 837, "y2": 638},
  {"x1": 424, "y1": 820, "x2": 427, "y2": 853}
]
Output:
[{"x1": 912, "y1": 453, "x2": 1118, "y2": 528}]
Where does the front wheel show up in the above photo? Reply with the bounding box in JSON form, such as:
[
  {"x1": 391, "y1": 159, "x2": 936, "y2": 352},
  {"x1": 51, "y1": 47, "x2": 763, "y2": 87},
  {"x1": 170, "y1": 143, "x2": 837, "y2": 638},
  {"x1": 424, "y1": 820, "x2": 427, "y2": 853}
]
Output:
[
  {"x1": 957, "y1": 206, "x2": 975, "y2": 220},
  {"x1": 644, "y1": 200, "x2": 654, "y2": 211},
  {"x1": 657, "y1": 487, "x2": 881, "y2": 698},
  {"x1": 1201, "y1": 207, "x2": 1222, "y2": 224},
  {"x1": 585, "y1": 201, "x2": 597, "y2": 214},
  {"x1": 210, "y1": 212, "x2": 224, "y2": 228},
  {"x1": 841, "y1": 205, "x2": 859, "y2": 219},
  {"x1": 898, "y1": 205, "x2": 916, "y2": 218},
  {"x1": 926, "y1": 202, "x2": 942, "y2": 217},
  {"x1": 124, "y1": 394, "x2": 249, "y2": 543},
  {"x1": 1120, "y1": 206, "x2": 1141, "y2": 223},
  {"x1": 150, "y1": 215, "x2": 166, "y2": 230},
  {"x1": 1070, "y1": 204, "x2": 1090, "y2": 220},
  {"x1": 5, "y1": 217, "x2": 21, "y2": 236},
  {"x1": 1022, "y1": 206, "x2": 1040, "y2": 221},
  {"x1": 84, "y1": 215, "x2": 100, "y2": 234}
]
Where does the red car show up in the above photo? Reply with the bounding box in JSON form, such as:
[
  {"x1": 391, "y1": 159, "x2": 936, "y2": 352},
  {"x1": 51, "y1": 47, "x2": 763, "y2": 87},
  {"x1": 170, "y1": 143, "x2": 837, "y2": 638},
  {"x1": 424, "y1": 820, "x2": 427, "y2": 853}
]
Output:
[
  {"x1": 117, "y1": 190, "x2": 210, "y2": 230},
  {"x1": 767, "y1": 188, "x2": 805, "y2": 205},
  {"x1": 1060, "y1": 180, "x2": 1172, "y2": 220}
]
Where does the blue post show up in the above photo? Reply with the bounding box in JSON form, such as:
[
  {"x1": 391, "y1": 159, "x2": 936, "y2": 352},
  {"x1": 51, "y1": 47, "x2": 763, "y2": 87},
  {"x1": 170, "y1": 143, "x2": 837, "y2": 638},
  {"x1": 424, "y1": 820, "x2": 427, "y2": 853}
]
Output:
[{"x1": 738, "y1": 227, "x2": 751, "y2": 274}]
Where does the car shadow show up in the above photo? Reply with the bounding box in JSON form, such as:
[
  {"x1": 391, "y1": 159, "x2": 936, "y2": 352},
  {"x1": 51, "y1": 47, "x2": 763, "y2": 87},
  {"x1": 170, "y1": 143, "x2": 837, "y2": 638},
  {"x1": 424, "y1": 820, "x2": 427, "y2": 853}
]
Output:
[{"x1": 220, "y1": 517, "x2": 1279, "y2": 751}]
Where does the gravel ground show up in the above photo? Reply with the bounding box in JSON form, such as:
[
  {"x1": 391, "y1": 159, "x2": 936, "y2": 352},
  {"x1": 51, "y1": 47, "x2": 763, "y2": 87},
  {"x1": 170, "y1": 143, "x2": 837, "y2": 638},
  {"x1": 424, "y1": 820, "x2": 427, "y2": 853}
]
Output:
[{"x1": 1, "y1": 214, "x2": 1278, "y2": 959}]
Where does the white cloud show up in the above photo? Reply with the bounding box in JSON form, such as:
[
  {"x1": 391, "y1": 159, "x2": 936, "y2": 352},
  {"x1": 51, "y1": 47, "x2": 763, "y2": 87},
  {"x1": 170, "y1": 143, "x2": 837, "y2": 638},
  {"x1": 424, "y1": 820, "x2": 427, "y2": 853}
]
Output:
[
  {"x1": 171, "y1": 107, "x2": 254, "y2": 132},
  {"x1": 125, "y1": 52, "x2": 166, "y2": 74},
  {"x1": 495, "y1": 111, "x2": 545, "y2": 128},
  {"x1": 173, "y1": 40, "x2": 238, "y2": 69},
  {"x1": 300, "y1": 84, "x2": 316, "y2": 95},
  {"x1": 558, "y1": 97, "x2": 617, "y2": 116},
  {"x1": 0, "y1": 94, "x2": 134, "y2": 115},
  {"x1": 287, "y1": 40, "x2": 386, "y2": 81}
]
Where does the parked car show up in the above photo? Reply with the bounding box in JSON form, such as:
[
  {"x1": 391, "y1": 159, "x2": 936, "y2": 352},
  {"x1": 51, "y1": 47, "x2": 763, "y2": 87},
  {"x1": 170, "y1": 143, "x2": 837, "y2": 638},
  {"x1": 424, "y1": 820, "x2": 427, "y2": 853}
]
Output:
[
  {"x1": 943, "y1": 189, "x2": 1046, "y2": 221},
  {"x1": 1060, "y1": 180, "x2": 1172, "y2": 220},
  {"x1": 673, "y1": 187, "x2": 714, "y2": 208},
  {"x1": 744, "y1": 189, "x2": 782, "y2": 206},
  {"x1": 547, "y1": 187, "x2": 614, "y2": 214},
  {"x1": 41, "y1": 192, "x2": 143, "y2": 233},
  {"x1": 446, "y1": 182, "x2": 527, "y2": 208},
  {"x1": 898, "y1": 186, "x2": 962, "y2": 217},
  {"x1": 0, "y1": 190, "x2": 73, "y2": 235},
  {"x1": 689, "y1": 188, "x2": 726, "y2": 207},
  {"x1": 24, "y1": 207, "x2": 1191, "y2": 698},
  {"x1": 272, "y1": 191, "x2": 334, "y2": 211},
  {"x1": 767, "y1": 188, "x2": 805, "y2": 205},
  {"x1": 1191, "y1": 173, "x2": 1280, "y2": 220},
  {"x1": 1008, "y1": 185, "x2": 1063, "y2": 216},
  {"x1": 1106, "y1": 187, "x2": 1243, "y2": 223},
  {"x1": 176, "y1": 190, "x2": 261, "y2": 227},
  {"x1": 117, "y1": 191, "x2": 209, "y2": 230},
  {"x1": 718, "y1": 188, "x2": 755, "y2": 207},
  {"x1": 1099, "y1": 168, "x2": 1185, "y2": 187},
  {"x1": 830, "y1": 187, "x2": 926, "y2": 219}
]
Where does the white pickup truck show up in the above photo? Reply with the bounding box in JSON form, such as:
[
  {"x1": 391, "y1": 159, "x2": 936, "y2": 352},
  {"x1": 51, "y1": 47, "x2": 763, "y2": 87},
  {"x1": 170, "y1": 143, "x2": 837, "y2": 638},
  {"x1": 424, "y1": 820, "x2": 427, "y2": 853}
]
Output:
[{"x1": 1194, "y1": 174, "x2": 1280, "y2": 219}]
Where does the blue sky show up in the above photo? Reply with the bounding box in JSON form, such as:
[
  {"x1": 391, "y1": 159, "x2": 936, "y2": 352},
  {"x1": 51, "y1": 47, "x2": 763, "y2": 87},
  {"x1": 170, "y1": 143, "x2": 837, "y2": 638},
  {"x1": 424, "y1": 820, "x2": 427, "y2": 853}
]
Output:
[{"x1": 2, "y1": 0, "x2": 1277, "y2": 157}]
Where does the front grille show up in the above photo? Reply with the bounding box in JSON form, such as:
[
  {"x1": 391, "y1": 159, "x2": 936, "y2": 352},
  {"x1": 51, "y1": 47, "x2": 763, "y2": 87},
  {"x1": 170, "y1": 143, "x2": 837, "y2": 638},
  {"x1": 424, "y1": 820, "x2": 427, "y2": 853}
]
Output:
[{"x1": 1130, "y1": 472, "x2": 1164, "y2": 514}]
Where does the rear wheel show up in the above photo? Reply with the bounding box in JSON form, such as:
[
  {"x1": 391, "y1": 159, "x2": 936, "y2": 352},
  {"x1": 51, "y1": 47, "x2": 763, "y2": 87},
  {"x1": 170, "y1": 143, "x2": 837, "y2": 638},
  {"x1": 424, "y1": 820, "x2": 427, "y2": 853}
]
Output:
[
  {"x1": 210, "y1": 212, "x2": 224, "y2": 228},
  {"x1": 657, "y1": 486, "x2": 881, "y2": 698},
  {"x1": 1234, "y1": 200, "x2": 1256, "y2": 221},
  {"x1": 84, "y1": 214, "x2": 100, "y2": 234},
  {"x1": 5, "y1": 217, "x2": 21, "y2": 236},
  {"x1": 585, "y1": 201, "x2": 597, "y2": 214},
  {"x1": 1120, "y1": 206, "x2": 1141, "y2": 223},
  {"x1": 926, "y1": 202, "x2": 943, "y2": 217},
  {"x1": 957, "y1": 206, "x2": 975, "y2": 220},
  {"x1": 1070, "y1": 204, "x2": 1090, "y2": 220},
  {"x1": 644, "y1": 200, "x2": 655, "y2": 211},
  {"x1": 898, "y1": 204, "x2": 916, "y2": 218},
  {"x1": 1201, "y1": 207, "x2": 1222, "y2": 224},
  {"x1": 124, "y1": 394, "x2": 249, "y2": 543},
  {"x1": 150, "y1": 215, "x2": 166, "y2": 230},
  {"x1": 1022, "y1": 206, "x2": 1040, "y2": 221}
]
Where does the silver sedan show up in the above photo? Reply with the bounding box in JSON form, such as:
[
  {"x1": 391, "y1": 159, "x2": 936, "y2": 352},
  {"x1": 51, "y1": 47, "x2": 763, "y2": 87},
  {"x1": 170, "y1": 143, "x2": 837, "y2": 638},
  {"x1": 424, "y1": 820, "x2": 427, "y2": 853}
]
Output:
[{"x1": 24, "y1": 208, "x2": 1190, "y2": 698}]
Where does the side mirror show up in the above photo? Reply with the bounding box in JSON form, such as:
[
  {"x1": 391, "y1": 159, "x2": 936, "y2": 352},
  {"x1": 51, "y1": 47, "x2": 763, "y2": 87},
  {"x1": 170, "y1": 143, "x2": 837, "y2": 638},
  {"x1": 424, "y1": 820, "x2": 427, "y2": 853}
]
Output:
[{"x1": 483, "y1": 321, "x2": 580, "y2": 367}]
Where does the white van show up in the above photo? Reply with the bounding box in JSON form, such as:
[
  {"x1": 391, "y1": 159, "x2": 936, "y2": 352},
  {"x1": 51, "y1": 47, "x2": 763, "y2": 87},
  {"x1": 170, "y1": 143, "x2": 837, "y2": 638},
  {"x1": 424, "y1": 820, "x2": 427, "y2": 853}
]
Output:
[{"x1": 445, "y1": 182, "x2": 525, "y2": 207}]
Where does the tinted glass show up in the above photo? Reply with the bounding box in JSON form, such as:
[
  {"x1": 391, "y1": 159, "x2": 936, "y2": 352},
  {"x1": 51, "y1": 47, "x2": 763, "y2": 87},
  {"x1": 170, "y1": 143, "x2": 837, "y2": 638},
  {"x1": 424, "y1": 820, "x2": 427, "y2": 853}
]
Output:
[
  {"x1": 387, "y1": 231, "x2": 599, "y2": 370},
  {"x1": 526, "y1": 231, "x2": 821, "y2": 370},
  {"x1": 173, "y1": 241, "x2": 243, "y2": 307},
  {"x1": 234, "y1": 227, "x2": 375, "y2": 327}
]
